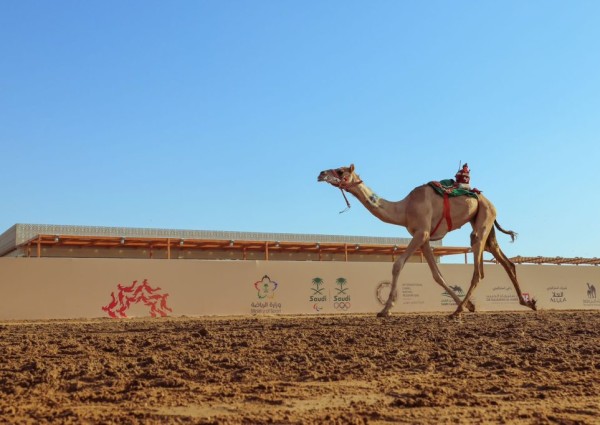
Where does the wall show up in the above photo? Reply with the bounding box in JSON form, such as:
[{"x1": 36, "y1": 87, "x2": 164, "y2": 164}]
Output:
[{"x1": 1, "y1": 258, "x2": 599, "y2": 320}]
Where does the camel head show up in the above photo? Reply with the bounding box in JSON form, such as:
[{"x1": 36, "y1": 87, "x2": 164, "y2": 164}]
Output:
[{"x1": 317, "y1": 164, "x2": 362, "y2": 189}]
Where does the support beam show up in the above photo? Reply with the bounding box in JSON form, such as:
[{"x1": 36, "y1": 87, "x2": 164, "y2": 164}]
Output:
[{"x1": 15, "y1": 234, "x2": 475, "y2": 263}]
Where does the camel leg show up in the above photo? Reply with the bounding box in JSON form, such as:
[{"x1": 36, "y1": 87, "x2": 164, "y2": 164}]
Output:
[
  {"x1": 470, "y1": 231, "x2": 485, "y2": 281},
  {"x1": 451, "y1": 214, "x2": 494, "y2": 317},
  {"x1": 421, "y1": 242, "x2": 475, "y2": 312},
  {"x1": 485, "y1": 228, "x2": 537, "y2": 311},
  {"x1": 450, "y1": 247, "x2": 484, "y2": 317},
  {"x1": 378, "y1": 230, "x2": 428, "y2": 318}
]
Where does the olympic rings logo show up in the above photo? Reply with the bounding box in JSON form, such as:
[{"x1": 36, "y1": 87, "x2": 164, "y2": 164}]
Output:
[{"x1": 334, "y1": 302, "x2": 351, "y2": 310}]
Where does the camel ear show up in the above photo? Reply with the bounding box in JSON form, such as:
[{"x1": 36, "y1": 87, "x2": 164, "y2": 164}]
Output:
[{"x1": 349, "y1": 164, "x2": 355, "y2": 173}]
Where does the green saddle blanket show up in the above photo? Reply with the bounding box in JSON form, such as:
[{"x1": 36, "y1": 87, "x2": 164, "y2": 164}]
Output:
[{"x1": 428, "y1": 179, "x2": 480, "y2": 198}]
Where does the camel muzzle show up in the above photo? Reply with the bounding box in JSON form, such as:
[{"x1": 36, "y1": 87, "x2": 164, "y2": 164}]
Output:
[{"x1": 317, "y1": 170, "x2": 341, "y2": 186}]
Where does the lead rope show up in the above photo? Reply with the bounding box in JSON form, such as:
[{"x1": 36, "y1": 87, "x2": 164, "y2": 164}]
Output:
[
  {"x1": 339, "y1": 189, "x2": 351, "y2": 214},
  {"x1": 337, "y1": 178, "x2": 363, "y2": 214}
]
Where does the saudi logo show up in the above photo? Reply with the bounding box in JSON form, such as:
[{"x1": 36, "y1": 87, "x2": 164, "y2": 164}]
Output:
[
  {"x1": 311, "y1": 277, "x2": 327, "y2": 311},
  {"x1": 311, "y1": 277, "x2": 325, "y2": 296},
  {"x1": 333, "y1": 277, "x2": 351, "y2": 310},
  {"x1": 335, "y1": 277, "x2": 348, "y2": 296}
]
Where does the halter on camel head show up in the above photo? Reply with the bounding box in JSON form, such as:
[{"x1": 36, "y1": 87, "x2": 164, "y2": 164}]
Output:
[{"x1": 317, "y1": 164, "x2": 363, "y2": 213}]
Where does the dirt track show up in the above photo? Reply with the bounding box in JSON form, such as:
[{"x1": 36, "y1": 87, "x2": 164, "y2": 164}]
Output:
[{"x1": 1, "y1": 311, "x2": 599, "y2": 424}]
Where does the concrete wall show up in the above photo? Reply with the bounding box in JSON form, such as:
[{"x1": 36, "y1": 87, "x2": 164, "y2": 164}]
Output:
[{"x1": 1, "y1": 258, "x2": 599, "y2": 320}]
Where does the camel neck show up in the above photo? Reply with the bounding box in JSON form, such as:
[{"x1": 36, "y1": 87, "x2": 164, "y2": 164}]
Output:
[{"x1": 346, "y1": 182, "x2": 406, "y2": 226}]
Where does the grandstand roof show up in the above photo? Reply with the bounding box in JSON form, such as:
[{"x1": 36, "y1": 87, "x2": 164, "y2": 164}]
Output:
[
  {"x1": 3, "y1": 224, "x2": 597, "y2": 265},
  {"x1": 505, "y1": 256, "x2": 600, "y2": 266},
  {"x1": 0, "y1": 223, "x2": 469, "y2": 262}
]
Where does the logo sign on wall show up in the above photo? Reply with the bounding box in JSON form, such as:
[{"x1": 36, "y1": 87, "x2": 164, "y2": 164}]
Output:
[
  {"x1": 102, "y1": 279, "x2": 172, "y2": 318},
  {"x1": 547, "y1": 285, "x2": 567, "y2": 304},
  {"x1": 485, "y1": 286, "x2": 519, "y2": 304},
  {"x1": 310, "y1": 277, "x2": 327, "y2": 312},
  {"x1": 309, "y1": 277, "x2": 351, "y2": 312},
  {"x1": 376, "y1": 281, "x2": 393, "y2": 305},
  {"x1": 376, "y1": 281, "x2": 423, "y2": 306},
  {"x1": 251, "y1": 275, "x2": 282, "y2": 314},
  {"x1": 333, "y1": 277, "x2": 351, "y2": 311},
  {"x1": 401, "y1": 282, "x2": 424, "y2": 305},
  {"x1": 441, "y1": 285, "x2": 466, "y2": 306},
  {"x1": 583, "y1": 282, "x2": 599, "y2": 307},
  {"x1": 484, "y1": 285, "x2": 531, "y2": 306}
]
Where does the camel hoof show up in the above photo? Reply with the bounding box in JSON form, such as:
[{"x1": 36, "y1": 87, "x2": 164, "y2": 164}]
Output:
[
  {"x1": 377, "y1": 310, "x2": 391, "y2": 318},
  {"x1": 449, "y1": 308, "x2": 464, "y2": 319},
  {"x1": 529, "y1": 298, "x2": 537, "y2": 311},
  {"x1": 521, "y1": 298, "x2": 537, "y2": 311},
  {"x1": 466, "y1": 301, "x2": 476, "y2": 313}
]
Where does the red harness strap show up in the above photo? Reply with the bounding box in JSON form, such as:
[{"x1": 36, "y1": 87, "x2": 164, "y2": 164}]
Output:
[{"x1": 431, "y1": 192, "x2": 453, "y2": 237}]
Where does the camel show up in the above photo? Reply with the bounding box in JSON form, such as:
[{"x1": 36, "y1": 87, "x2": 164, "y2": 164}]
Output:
[{"x1": 317, "y1": 164, "x2": 537, "y2": 317}]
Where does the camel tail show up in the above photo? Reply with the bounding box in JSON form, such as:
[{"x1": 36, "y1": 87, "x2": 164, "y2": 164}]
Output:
[{"x1": 494, "y1": 220, "x2": 518, "y2": 243}]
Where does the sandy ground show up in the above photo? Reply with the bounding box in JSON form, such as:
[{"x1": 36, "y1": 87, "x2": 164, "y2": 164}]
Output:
[{"x1": 1, "y1": 311, "x2": 599, "y2": 424}]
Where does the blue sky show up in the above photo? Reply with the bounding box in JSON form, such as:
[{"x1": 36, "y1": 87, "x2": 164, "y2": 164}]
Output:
[{"x1": 1, "y1": 1, "x2": 599, "y2": 262}]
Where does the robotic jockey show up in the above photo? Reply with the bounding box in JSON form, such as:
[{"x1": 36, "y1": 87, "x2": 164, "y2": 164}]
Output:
[{"x1": 455, "y1": 163, "x2": 471, "y2": 190}]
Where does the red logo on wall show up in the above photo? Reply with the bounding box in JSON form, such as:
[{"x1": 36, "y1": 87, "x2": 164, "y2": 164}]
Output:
[{"x1": 102, "y1": 279, "x2": 172, "y2": 318}]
